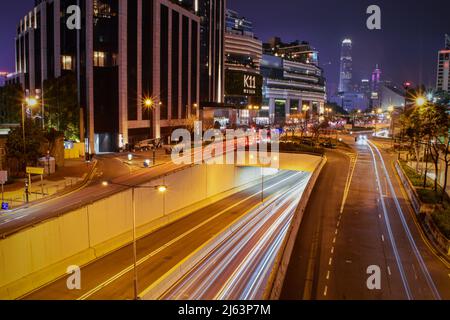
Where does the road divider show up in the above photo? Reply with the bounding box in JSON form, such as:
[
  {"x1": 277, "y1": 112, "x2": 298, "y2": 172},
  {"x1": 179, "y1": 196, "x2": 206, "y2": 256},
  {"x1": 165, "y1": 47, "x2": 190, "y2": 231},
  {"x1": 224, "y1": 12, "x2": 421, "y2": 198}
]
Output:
[{"x1": 264, "y1": 156, "x2": 327, "y2": 300}]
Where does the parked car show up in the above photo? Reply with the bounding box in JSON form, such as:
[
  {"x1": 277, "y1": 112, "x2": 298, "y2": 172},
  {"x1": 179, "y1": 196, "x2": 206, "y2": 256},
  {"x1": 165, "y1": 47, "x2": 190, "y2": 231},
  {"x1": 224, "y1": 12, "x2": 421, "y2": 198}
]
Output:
[
  {"x1": 320, "y1": 141, "x2": 337, "y2": 149},
  {"x1": 134, "y1": 139, "x2": 155, "y2": 151}
]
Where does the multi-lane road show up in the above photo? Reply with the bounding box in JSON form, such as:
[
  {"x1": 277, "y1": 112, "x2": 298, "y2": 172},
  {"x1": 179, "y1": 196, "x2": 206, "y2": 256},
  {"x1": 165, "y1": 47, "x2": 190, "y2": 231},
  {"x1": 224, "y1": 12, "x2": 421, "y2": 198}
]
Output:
[
  {"x1": 22, "y1": 170, "x2": 309, "y2": 300},
  {"x1": 282, "y1": 136, "x2": 450, "y2": 300},
  {"x1": 161, "y1": 172, "x2": 310, "y2": 300}
]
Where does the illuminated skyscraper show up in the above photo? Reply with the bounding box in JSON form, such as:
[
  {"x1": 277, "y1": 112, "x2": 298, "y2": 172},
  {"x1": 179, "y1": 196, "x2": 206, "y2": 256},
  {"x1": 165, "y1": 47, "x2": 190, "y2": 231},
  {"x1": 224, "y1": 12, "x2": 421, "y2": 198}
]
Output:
[
  {"x1": 338, "y1": 39, "x2": 352, "y2": 93},
  {"x1": 437, "y1": 34, "x2": 450, "y2": 92}
]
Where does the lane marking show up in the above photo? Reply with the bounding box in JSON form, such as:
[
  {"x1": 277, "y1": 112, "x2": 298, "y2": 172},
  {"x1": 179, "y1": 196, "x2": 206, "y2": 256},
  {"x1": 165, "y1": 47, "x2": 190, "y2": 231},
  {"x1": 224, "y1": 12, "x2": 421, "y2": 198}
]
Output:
[
  {"x1": 337, "y1": 221, "x2": 340, "y2": 228},
  {"x1": 331, "y1": 247, "x2": 334, "y2": 254},
  {"x1": 339, "y1": 153, "x2": 358, "y2": 214},
  {"x1": 366, "y1": 142, "x2": 413, "y2": 300},
  {"x1": 369, "y1": 140, "x2": 441, "y2": 300},
  {"x1": 391, "y1": 161, "x2": 450, "y2": 269},
  {"x1": 335, "y1": 229, "x2": 338, "y2": 235},
  {"x1": 381, "y1": 235, "x2": 385, "y2": 242},
  {"x1": 76, "y1": 172, "x2": 304, "y2": 300},
  {"x1": 323, "y1": 286, "x2": 328, "y2": 296},
  {"x1": 332, "y1": 237, "x2": 336, "y2": 244},
  {"x1": 326, "y1": 270, "x2": 330, "y2": 280},
  {"x1": 328, "y1": 258, "x2": 333, "y2": 266},
  {"x1": 387, "y1": 266, "x2": 392, "y2": 276}
]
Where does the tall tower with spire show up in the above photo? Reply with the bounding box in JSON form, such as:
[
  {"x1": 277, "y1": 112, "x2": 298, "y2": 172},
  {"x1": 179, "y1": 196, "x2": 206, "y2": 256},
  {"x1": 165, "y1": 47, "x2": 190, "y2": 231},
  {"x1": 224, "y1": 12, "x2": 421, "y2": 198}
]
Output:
[{"x1": 338, "y1": 39, "x2": 353, "y2": 93}]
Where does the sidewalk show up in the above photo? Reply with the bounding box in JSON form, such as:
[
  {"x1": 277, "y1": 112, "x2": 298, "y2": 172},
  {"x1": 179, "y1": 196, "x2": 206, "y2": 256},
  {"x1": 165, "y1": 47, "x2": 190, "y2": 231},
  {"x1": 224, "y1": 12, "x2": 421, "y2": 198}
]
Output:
[{"x1": 1, "y1": 158, "x2": 95, "y2": 209}]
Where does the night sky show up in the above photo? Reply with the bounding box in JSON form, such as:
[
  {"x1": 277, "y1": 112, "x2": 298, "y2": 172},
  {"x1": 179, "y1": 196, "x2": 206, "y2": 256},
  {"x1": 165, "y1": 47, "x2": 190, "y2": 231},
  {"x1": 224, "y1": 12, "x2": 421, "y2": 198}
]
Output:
[{"x1": 1, "y1": 0, "x2": 449, "y2": 94}]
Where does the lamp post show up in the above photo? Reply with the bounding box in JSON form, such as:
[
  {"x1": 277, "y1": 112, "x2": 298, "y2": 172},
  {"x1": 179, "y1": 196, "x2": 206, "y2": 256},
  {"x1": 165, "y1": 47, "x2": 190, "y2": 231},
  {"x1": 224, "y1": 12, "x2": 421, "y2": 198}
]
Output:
[
  {"x1": 102, "y1": 180, "x2": 167, "y2": 300},
  {"x1": 21, "y1": 97, "x2": 39, "y2": 164}
]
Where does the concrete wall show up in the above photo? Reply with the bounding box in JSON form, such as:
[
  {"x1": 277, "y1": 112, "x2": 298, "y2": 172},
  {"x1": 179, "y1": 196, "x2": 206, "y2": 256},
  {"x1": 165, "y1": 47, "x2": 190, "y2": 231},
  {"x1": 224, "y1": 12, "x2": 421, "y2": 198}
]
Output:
[{"x1": 0, "y1": 163, "x2": 264, "y2": 299}]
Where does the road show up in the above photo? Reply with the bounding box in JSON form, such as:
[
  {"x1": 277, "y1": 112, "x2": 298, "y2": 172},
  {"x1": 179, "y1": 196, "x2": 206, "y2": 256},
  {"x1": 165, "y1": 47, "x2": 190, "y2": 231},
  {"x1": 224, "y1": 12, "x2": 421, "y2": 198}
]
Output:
[
  {"x1": 281, "y1": 136, "x2": 450, "y2": 300},
  {"x1": 160, "y1": 173, "x2": 310, "y2": 300},
  {"x1": 22, "y1": 170, "x2": 307, "y2": 300},
  {"x1": 0, "y1": 146, "x2": 217, "y2": 238}
]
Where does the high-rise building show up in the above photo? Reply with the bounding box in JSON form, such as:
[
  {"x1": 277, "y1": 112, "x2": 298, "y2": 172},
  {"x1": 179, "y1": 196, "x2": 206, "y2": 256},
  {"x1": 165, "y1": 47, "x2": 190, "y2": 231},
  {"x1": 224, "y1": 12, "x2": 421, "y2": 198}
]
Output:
[
  {"x1": 260, "y1": 50, "x2": 326, "y2": 125},
  {"x1": 225, "y1": 9, "x2": 253, "y2": 36},
  {"x1": 437, "y1": 34, "x2": 450, "y2": 93},
  {"x1": 263, "y1": 37, "x2": 319, "y2": 66},
  {"x1": 8, "y1": 0, "x2": 219, "y2": 153},
  {"x1": 338, "y1": 39, "x2": 352, "y2": 93},
  {"x1": 222, "y1": 9, "x2": 262, "y2": 126},
  {"x1": 198, "y1": 0, "x2": 225, "y2": 105}
]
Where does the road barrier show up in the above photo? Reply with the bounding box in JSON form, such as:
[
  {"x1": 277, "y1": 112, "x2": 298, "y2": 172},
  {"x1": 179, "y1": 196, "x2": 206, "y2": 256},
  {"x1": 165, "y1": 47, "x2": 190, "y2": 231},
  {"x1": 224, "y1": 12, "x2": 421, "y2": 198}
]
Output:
[
  {"x1": 0, "y1": 164, "x2": 265, "y2": 299},
  {"x1": 395, "y1": 161, "x2": 450, "y2": 257},
  {"x1": 264, "y1": 156, "x2": 327, "y2": 300}
]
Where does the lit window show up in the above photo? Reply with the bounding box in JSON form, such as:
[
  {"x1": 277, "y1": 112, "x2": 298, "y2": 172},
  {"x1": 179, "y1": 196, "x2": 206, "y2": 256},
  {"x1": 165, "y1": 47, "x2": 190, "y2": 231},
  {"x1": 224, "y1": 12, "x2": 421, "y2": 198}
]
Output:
[
  {"x1": 62, "y1": 55, "x2": 73, "y2": 70},
  {"x1": 94, "y1": 51, "x2": 106, "y2": 67}
]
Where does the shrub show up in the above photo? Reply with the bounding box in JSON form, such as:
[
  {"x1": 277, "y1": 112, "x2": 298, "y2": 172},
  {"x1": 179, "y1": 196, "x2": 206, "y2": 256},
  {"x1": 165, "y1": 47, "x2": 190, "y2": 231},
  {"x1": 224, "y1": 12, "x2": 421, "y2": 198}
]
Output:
[{"x1": 432, "y1": 210, "x2": 450, "y2": 239}]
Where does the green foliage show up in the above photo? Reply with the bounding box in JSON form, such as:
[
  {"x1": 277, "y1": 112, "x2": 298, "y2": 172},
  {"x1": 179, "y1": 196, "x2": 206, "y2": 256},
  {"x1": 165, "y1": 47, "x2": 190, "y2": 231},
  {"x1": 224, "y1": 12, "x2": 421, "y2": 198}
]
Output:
[
  {"x1": 400, "y1": 161, "x2": 433, "y2": 188},
  {"x1": 0, "y1": 83, "x2": 24, "y2": 124},
  {"x1": 432, "y1": 210, "x2": 450, "y2": 239},
  {"x1": 43, "y1": 72, "x2": 80, "y2": 140},
  {"x1": 6, "y1": 118, "x2": 45, "y2": 170},
  {"x1": 417, "y1": 188, "x2": 442, "y2": 204},
  {"x1": 279, "y1": 141, "x2": 325, "y2": 155}
]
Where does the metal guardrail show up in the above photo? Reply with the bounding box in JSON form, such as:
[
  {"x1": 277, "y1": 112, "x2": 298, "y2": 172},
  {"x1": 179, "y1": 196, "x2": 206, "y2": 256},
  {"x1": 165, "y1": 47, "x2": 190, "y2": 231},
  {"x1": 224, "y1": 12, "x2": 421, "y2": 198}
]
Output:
[{"x1": 395, "y1": 161, "x2": 450, "y2": 257}]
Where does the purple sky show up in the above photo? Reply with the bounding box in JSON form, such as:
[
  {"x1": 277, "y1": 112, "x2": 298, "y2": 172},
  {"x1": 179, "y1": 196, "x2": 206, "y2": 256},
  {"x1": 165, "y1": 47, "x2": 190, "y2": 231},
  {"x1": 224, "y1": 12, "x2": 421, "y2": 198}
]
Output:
[
  {"x1": 228, "y1": 0, "x2": 450, "y2": 93},
  {"x1": 1, "y1": 0, "x2": 449, "y2": 93}
]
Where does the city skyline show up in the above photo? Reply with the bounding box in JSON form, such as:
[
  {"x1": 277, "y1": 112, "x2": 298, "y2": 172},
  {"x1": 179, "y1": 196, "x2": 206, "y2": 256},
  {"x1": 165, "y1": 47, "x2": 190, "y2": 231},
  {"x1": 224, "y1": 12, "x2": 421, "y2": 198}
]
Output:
[
  {"x1": 227, "y1": 0, "x2": 450, "y2": 92},
  {"x1": 0, "y1": 0, "x2": 450, "y2": 307},
  {"x1": 1, "y1": 1, "x2": 449, "y2": 92}
]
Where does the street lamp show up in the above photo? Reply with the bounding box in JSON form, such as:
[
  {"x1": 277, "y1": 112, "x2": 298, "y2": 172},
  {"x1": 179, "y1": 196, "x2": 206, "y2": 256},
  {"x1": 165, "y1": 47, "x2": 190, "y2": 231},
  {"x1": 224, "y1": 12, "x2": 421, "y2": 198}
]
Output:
[
  {"x1": 416, "y1": 96, "x2": 426, "y2": 107},
  {"x1": 102, "y1": 180, "x2": 167, "y2": 300}
]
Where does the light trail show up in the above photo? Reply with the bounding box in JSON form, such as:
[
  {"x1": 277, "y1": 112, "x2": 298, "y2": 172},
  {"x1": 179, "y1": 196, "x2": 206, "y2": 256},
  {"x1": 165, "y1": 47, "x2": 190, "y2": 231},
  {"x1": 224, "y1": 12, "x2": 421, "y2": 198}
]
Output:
[
  {"x1": 368, "y1": 140, "x2": 441, "y2": 300},
  {"x1": 160, "y1": 176, "x2": 309, "y2": 300},
  {"x1": 366, "y1": 141, "x2": 413, "y2": 300}
]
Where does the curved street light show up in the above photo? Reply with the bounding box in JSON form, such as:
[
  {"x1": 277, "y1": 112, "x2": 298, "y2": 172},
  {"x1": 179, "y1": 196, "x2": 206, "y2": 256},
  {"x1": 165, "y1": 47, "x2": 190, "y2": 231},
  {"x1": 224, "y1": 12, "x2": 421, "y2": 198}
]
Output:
[{"x1": 102, "y1": 180, "x2": 168, "y2": 300}]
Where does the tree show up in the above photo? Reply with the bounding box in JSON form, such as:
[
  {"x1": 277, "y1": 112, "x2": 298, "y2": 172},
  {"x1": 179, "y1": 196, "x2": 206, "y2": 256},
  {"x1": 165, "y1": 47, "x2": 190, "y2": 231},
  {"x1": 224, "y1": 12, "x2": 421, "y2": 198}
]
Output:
[
  {"x1": 43, "y1": 72, "x2": 79, "y2": 140},
  {"x1": 400, "y1": 106, "x2": 425, "y2": 172},
  {"x1": 0, "y1": 83, "x2": 23, "y2": 124},
  {"x1": 6, "y1": 118, "x2": 44, "y2": 174},
  {"x1": 421, "y1": 104, "x2": 449, "y2": 191}
]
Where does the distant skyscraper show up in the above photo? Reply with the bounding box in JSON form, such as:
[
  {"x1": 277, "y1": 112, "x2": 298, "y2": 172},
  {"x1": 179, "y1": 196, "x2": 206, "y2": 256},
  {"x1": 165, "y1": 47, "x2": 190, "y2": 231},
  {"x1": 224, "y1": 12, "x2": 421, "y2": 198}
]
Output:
[
  {"x1": 437, "y1": 35, "x2": 450, "y2": 92},
  {"x1": 338, "y1": 39, "x2": 352, "y2": 93},
  {"x1": 371, "y1": 65, "x2": 382, "y2": 93}
]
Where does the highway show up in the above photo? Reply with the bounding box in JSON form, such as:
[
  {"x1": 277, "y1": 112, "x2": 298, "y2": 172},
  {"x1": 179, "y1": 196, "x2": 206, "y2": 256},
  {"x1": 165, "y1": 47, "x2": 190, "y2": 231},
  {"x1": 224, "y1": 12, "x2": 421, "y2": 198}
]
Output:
[
  {"x1": 281, "y1": 136, "x2": 450, "y2": 300},
  {"x1": 22, "y1": 170, "x2": 309, "y2": 300},
  {"x1": 160, "y1": 174, "x2": 309, "y2": 300}
]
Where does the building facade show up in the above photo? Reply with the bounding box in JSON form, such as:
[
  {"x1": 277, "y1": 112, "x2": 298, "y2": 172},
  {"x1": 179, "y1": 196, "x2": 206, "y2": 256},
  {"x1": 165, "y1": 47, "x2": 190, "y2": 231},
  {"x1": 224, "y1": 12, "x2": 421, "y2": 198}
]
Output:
[
  {"x1": 260, "y1": 53, "x2": 326, "y2": 125},
  {"x1": 222, "y1": 9, "x2": 262, "y2": 126},
  {"x1": 437, "y1": 34, "x2": 450, "y2": 93},
  {"x1": 338, "y1": 39, "x2": 352, "y2": 93},
  {"x1": 380, "y1": 84, "x2": 405, "y2": 111},
  {"x1": 10, "y1": 0, "x2": 223, "y2": 153},
  {"x1": 263, "y1": 37, "x2": 319, "y2": 66},
  {"x1": 198, "y1": 0, "x2": 225, "y2": 105}
]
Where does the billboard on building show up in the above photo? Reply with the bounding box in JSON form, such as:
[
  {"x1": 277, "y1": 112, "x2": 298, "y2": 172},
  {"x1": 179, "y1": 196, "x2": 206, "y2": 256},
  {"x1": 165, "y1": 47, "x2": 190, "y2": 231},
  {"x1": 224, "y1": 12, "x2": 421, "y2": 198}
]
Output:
[{"x1": 225, "y1": 70, "x2": 262, "y2": 98}]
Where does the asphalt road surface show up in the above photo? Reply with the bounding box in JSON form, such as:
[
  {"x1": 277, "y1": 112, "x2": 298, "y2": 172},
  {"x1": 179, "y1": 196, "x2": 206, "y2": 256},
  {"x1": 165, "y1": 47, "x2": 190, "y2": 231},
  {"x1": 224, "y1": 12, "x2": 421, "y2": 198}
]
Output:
[
  {"x1": 161, "y1": 172, "x2": 310, "y2": 300},
  {"x1": 22, "y1": 170, "x2": 307, "y2": 300},
  {"x1": 281, "y1": 136, "x2": 450, "y2": 300}
]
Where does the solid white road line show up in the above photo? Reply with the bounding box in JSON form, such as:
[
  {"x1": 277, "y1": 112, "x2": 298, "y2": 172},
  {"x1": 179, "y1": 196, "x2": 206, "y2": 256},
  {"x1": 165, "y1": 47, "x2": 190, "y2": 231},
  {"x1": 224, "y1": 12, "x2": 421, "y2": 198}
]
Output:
[
  {"x1": 369, "y1": 140, "x2": 441, "y2": 300},
  {"x1": 367, "y1": 142, "x2": 413, "y2": 300}
]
